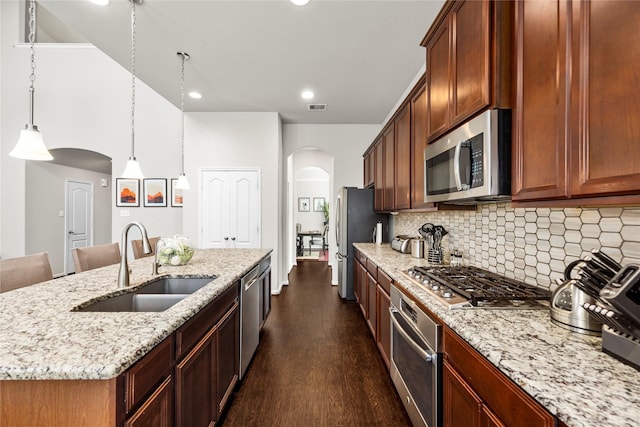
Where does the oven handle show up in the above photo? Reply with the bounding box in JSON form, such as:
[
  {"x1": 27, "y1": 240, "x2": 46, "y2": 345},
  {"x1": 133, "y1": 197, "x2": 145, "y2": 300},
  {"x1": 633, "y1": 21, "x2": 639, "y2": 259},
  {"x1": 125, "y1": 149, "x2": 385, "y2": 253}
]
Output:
[{"x1": 390, "y1": 308, "x2": 434, "y2": 363}]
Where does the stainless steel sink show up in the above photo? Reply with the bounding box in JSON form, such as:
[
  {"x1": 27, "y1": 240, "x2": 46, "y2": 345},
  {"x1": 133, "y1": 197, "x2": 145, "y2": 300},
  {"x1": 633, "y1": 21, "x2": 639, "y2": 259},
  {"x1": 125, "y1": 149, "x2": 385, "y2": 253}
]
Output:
[
  {"x1": 134, "y1": 276, "x2": 216, "y2": 294},
  {"x1": 76, "y1": 293, "x2": 189, "y2": 312},
  {"x1": 74, "y1": 275, "x2": 217, "y2": 312}
]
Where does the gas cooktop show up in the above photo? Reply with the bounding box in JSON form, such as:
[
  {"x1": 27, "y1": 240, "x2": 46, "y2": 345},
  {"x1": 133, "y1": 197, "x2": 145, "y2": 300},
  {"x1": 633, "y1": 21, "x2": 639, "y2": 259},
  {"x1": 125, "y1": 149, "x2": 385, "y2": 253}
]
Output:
[{"x1": 402, "y1": 265, "x2": 551, "y2": 309}]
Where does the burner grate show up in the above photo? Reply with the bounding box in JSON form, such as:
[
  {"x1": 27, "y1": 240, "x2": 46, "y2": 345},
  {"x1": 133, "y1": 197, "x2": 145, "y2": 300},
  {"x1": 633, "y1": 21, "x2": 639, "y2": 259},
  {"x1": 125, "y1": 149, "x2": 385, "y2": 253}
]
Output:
[{"x1": 413, "y1": 266, "x2": 550, "y2": 307}]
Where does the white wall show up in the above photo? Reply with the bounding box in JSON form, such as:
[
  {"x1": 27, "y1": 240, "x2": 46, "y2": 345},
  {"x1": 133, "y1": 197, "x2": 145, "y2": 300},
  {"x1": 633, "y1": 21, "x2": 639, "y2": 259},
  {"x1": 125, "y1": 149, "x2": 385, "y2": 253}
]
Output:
[
  {"x1": 183, "y1": 112, "x2": 283, "y2": 291},
  {"x1": 1, "y1": 1, "x2": 182, "y2": 259},
  {"x1": 25, "y1": 162, "x2": 111, "y2": 275}
]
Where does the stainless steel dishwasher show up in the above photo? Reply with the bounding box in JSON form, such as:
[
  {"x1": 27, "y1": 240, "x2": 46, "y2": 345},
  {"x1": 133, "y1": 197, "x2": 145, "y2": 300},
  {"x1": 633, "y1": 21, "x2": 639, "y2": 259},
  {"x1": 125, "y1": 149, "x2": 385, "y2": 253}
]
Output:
[{"x1": 239, "y1": 265, "x2": 260, "y2": 379}]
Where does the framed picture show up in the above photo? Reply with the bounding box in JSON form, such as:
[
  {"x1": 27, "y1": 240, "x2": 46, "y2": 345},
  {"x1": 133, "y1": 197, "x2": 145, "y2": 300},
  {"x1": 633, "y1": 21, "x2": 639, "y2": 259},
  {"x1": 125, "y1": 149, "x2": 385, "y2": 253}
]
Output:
[
  {"x1": 298, "y1": 197, "x2": 310, "y2": 212},
  {"x1": 171, "y1": 178, "x2": 184, "y2": 207},
  {"x1": 143, "y1": 178, "x2": 168, "y2": 207},
  {"x1": 313, "y1": 197, "x2": 325, "y2": 212},
  {"x1": 116, "y1": 178, "x2": 139, "y2": 207}
]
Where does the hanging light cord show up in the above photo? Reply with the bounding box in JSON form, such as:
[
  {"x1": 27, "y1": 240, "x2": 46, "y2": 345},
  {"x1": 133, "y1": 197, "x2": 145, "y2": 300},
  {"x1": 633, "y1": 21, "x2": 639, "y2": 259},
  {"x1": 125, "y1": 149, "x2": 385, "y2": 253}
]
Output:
[
  {"x1": 28, "y1": 0, "x2": 36, "y2": 125},
  {"x1": 130, "y1": 0, "x2": 137, "y2": 159},
  {"x1": 180, "y1": 53, "x2": 186, "y2": 174}
]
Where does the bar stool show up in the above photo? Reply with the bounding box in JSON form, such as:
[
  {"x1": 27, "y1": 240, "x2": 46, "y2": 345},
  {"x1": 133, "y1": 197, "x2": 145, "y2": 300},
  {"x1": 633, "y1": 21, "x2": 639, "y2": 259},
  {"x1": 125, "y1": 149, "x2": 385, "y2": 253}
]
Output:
[
  {"x1": 0, "y1": 252, "x2": 54, "y2": 293},
  {"x1": 72, "y1": 243, "x2": 121, "y2": 273},
  {"x1": 132, "y1": 237, "x2": 160, "y2": 259}
]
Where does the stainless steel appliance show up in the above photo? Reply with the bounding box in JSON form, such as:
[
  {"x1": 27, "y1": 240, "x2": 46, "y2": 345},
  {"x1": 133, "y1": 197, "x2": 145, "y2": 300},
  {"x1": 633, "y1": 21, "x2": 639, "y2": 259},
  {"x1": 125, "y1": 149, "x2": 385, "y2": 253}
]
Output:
[
  {"x1": 424, "y1": 109, "x2": 511, "y2": 204},
  {"x1": 391, "y1": 235, "x2": 412, "y2": 254},
  {"x1": 389, "y1": 285, "x2": 442, "y2": 427},
  {"x1": 402, "y1": 265, "x2": 550, "y2": 309},
  {"x1": 335, "y1": 187, "x2": 388, "y2": 300},
  {"x1": 239, "y1": 265, "x2": 260, "y2": 379}
]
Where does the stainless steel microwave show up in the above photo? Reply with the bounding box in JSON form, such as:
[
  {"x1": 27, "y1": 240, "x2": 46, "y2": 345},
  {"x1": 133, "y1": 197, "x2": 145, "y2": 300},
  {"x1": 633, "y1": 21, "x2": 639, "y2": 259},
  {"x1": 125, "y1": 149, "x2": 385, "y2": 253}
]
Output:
[{"x1": 424, "y1": 109, "x2": 512, "y2": 204}]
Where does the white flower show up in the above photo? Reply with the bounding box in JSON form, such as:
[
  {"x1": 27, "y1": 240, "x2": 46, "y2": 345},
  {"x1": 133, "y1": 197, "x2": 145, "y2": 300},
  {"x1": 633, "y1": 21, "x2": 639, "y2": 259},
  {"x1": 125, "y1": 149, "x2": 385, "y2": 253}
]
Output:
[{"x1": 170, "y1": 256, "x2": 181, "y2": 266}]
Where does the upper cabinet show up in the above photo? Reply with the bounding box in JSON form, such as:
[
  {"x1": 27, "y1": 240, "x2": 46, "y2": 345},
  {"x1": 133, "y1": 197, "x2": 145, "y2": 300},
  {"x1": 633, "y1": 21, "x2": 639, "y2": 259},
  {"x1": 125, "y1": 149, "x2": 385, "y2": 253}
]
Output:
[
  {"x1": 410, "y1": 79, "x2": 434, "y2": 210},
  {"x1": 422, "y1": 0, "x2": 513, "y2": 142},
  {"x1": 382, "y1": 123, "x2": 396, "y2": 211},
  {"x1": 512, "y1": 0, "x2": 640, "y2": 204},
  {"x1": 394, "y1": 103, "x2": 412, "y2": 210}
]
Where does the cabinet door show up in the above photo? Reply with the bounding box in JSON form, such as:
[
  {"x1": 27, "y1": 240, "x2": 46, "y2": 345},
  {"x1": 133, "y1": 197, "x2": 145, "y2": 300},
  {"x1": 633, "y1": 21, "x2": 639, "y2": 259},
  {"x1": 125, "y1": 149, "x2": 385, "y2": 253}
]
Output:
[
  {"x1": 360, "y1": 269, "x2": 370, "y2": 319},
  {"x1": 383, "y1": 124, "x2": 396, "y2": 211},
  {"x1": 394, "y1": 104, "x2": 411, "y2": 210},
  {"x1": 512, "y1": 0, "x2": 570, "y2": 201},
  {"x1": 367, "y1": 273, "x2": 377, "y2": 337},
  {"x1": 376, "y1": 285, "x2": 391, "y2": 369},
  {"x1": 374, "y1": 138, "x2": 384, "y2": 211},
  {"x1": 353, "y1": 258, "x2": 362, "y2": 304},
  {"x1": 443, "y1": 361, "x2": 482, "y2": 427},
  {"x1": 410, "y1": 81, "x2": 435, "y2": 210},
  {"x1": 426, "y1": 17, "x2": 451, "y2": 141},
  {"x1": 216, "y1": 303, "x2": 240, "y2": 417},
  {"x1": 175, "y1": 328, "x2": 215, "y2": 427},
  {"x1": 125, "y1": 377, "x2": 173, "y2": 427},
  {"x1": 570, "y1": 0, "x2": 640, "y2": 197},
  {"x1": 450, "y1": 0, "x2": 490, "y2": 127},
  {"x1": 482, "y1": 405, "x2": 506, "y2": 427},
  {"x1": 363, "y1": 150, "x2": 374, "y2": 188}
]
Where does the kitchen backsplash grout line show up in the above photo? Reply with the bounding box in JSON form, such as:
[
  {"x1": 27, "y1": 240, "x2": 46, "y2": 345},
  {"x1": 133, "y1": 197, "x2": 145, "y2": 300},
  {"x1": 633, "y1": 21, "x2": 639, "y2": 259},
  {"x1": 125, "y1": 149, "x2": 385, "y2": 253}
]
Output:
[{"x1": 392, "y1": 203, "x2": 640, "y2": 290}]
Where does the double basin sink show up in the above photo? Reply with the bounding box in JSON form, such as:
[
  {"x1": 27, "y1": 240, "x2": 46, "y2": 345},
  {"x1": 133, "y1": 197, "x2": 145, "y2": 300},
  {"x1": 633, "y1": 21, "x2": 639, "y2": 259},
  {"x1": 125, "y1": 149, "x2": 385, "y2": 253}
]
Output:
[{"x1": 74, "y1": 276, "x2": 217, "y2": 313}]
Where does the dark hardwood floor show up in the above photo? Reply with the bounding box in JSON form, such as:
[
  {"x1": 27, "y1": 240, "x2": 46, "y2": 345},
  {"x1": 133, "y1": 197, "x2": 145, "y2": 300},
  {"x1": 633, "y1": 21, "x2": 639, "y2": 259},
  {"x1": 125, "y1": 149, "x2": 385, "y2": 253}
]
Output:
[{"x1": 219, "y1": 260, "x2": 412, "y2": 426}]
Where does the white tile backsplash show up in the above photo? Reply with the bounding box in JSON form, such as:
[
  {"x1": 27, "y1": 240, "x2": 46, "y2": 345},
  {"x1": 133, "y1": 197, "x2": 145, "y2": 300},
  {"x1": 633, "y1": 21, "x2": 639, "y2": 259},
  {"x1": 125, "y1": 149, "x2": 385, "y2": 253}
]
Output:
[{"x1": 393, "y1": 203, "x2": 640, "y2": 290}]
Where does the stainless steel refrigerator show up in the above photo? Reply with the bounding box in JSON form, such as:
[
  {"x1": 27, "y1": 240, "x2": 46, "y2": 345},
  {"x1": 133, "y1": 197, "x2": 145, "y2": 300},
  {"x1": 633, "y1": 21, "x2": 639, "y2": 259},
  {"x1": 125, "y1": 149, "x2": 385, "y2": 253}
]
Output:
[{"x1": 335, "y1": 187, "x2": 389, "y2": 300}]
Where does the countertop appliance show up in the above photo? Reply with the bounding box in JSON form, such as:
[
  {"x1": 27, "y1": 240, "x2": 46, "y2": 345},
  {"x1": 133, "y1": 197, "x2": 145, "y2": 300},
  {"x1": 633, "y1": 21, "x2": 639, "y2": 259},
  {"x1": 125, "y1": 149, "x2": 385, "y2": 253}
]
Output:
[
  {"x1": 402, "y1": 265, "x2": 550, "y2": 309},
  {"x1": 550, "y1": 259, "x2": 604, "y2": 336},
  {"x1": 391, "y1": 235, "x2": 412, "y2": 254},
  {"x1": 239, "y1": 264, "x2": 260, "y2": 379},
  {"x1": 424, "y1": 109, "x2": 511, "y2": 204},
  {"x1": 389, "y1": 284, "x2": 441, "y2": 427},
  {"x1": 335, "y1": 187, "x2": 388, "y2": 300}
]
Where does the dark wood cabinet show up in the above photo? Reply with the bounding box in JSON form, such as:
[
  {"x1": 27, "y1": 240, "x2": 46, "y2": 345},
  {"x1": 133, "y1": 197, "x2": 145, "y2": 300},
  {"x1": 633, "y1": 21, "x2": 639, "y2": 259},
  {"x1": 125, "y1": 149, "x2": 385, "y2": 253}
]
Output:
[
  {"x1": 259, "y1": 266, "x2": 271, "y2": 329},
  {"x1": 443, "y1": 361, "x2": 482, "y2": 427},
  {"x1": 513, "y1": 0, "x2": 640, "y2": 204},
  {"x1": 216, "y1": 301, "x2": 240, "y2": 417},
  {"x1": 374, "y1": 137, "x2": 384, "y2": 212},
  {"x1": 175, "y1": 327, "x2": 216, "y2": 427},
  {"x1": 363, "y1": 149, "x2": 374, "y2": 188},
  {"x1": 394, "y1": 103, "x2": 411, "y2": 210},
  {"x1": 410, "y1": 79, "x2": 434, "y2": 210},
  {"x1": 376, "y1": 284, "x2": 391, "y2": 369},
  {"x1": 125, "y1": 376, "x2": 173, "y2": 427},
  {"x1": 366, "y1": 271, "x2": 377, "y2": 337},
  {"x1": 444, "y1": 327, "x2": 554, "y2": 427},
  {"x1": 423, "y1": 0, "x2": 512, "y2": 142},
  {"x1": 382, "y1": 124, "x2": 395, "y2": 211}
]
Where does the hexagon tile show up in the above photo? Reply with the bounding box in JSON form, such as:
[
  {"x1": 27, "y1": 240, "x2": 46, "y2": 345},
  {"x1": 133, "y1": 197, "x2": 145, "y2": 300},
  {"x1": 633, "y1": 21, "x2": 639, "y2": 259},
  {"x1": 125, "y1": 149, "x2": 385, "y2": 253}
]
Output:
[{"x1": 392, "y1": 203, "x2": 640, "y2": 291}]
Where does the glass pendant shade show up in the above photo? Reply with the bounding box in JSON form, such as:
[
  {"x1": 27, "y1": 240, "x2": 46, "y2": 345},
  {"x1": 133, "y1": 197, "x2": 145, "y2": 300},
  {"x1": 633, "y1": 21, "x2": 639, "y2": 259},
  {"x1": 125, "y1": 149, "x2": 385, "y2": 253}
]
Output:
[
  {"x1": 10, "y1": 124, "x2": 53, "y2": 161},
  {"x1": 122, "y1": 157, "x2": 144, "y2": 179},
  {"x1": 175, "y1": 173, "x2": 190, "y2": 190}
]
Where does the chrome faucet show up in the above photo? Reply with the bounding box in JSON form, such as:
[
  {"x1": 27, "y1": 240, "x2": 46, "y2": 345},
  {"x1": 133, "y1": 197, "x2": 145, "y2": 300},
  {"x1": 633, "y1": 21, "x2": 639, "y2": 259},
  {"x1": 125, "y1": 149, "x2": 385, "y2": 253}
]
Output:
[
  {"x1": 152, "y1": 239, "x2": 162, "y2": 275},
  {"x1": 118, "y1": 221, "x2": 151, "y2": 288}
]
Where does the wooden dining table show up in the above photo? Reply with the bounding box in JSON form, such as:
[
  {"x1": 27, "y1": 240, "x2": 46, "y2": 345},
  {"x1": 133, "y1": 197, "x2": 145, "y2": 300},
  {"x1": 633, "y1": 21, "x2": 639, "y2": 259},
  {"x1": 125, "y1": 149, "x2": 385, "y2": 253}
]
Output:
[{"x1": 296, "y1": 230, "x2": 322, "y2": 256}]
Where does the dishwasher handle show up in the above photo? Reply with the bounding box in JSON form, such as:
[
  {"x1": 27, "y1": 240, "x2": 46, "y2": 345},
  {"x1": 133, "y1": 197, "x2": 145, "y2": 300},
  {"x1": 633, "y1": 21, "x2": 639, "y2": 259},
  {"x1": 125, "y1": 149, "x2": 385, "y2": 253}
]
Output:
[{"x1": 390, "y1": 308, "x2": 435, "y2": 364}]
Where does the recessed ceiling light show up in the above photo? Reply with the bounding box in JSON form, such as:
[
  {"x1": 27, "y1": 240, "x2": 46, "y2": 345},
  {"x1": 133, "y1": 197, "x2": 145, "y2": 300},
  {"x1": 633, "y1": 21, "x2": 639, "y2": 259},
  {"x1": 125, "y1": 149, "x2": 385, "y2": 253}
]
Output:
[
  {"x1": 188, "y1": 91, "x2": 202, "y2": 99},
  {"x1": 301, "y1": 90, "x2": 314, "y2": 100},
  {"x1": 89, "y1": 0, "x2": 110, "y2": 5},
  {"x1": 291, "y1": 0, "x2": 310, "y2": 6}
]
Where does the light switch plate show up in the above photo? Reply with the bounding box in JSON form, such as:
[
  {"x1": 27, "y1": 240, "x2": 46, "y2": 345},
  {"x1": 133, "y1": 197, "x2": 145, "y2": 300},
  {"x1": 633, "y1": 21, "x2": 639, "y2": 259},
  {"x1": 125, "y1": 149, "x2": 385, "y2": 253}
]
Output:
[
  {"x1": 120, "y1": 210, "x2": 130, "y2": 217},
  {"x1": 59, "y1": 210, "x2": 64, "y2": 217}
]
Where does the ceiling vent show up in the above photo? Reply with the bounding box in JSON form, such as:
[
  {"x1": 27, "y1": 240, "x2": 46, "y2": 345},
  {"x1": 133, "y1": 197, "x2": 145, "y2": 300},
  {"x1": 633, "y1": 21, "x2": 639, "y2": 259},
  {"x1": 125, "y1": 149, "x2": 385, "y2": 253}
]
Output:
[{"x1": 307, "y1": 103, "x2": 327, "y2": 111}]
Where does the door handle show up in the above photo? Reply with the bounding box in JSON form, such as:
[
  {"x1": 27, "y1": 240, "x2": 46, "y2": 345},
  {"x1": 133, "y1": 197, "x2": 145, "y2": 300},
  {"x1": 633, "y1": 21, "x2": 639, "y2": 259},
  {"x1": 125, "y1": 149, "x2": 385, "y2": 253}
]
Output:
[
  {"x1": 231, "y1": 237, "x2": 236, "y2": 241},
  {"x1": 68, "y1": 231, "x2": 79, "y2": 235},
  {"x1": 224, "y1": 237, "x2": 229, "y2": 241}
]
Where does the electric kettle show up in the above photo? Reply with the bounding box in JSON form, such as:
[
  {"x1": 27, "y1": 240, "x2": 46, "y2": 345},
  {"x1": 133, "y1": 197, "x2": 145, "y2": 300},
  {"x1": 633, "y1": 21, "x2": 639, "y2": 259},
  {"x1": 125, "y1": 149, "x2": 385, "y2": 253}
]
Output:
[{"x1": 550, "y1": 260, "x2": 603, "y2": 336}]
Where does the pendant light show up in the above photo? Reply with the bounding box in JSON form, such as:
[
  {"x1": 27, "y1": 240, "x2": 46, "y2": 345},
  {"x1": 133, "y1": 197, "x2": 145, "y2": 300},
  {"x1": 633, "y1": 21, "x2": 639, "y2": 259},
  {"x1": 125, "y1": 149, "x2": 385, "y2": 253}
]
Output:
[
  {"x1": 9, "y1": 0, "x2": 53, "y2": 161},
  {"x1": 121, "y1": 0, "x2": 144, "y2": 179},
  {"x1": 174, "y1": 52, "x2": 190, "y2": 190}
]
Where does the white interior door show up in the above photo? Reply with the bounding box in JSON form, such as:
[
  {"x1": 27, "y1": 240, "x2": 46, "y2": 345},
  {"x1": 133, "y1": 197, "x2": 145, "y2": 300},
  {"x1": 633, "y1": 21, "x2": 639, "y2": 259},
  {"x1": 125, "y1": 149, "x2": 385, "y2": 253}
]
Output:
[
  {"x1": 201, "y1": 169, "x2": 260, "y2": 248},
  {"x1": 66, "y1": 180, "x2": 94, "y2": 273}
]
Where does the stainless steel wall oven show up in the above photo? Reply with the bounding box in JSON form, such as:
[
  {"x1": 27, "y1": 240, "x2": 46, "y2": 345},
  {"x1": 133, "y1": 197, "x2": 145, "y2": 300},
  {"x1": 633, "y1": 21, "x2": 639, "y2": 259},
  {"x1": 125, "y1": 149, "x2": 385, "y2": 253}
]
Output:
[{"x1": 389, "y1": 285, "x2": 442, "y2": 427}]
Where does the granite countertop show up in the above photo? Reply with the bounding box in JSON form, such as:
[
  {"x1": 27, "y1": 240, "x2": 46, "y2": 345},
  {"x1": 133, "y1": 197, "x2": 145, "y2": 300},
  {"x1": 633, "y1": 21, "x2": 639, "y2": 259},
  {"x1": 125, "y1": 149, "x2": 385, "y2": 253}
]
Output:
[
  {"x1": 354, "y1": 243, "x2": 640, "y2": 427},
  {"x1": 0, "y1": 248, "x2": 271, "y2": 381}
]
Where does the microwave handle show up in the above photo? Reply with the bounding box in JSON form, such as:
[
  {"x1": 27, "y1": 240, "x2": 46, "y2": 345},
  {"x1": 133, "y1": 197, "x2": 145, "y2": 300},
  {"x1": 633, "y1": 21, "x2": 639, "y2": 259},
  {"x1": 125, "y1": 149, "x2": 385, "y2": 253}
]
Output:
[{"x1": 453, "y1": 141, "x2": 470, "y2": 191}]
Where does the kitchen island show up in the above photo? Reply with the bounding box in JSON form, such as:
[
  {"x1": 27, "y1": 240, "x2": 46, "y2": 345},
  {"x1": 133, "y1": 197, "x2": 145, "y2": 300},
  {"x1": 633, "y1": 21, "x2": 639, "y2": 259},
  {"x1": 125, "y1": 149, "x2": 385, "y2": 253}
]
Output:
[
  {"x1": 0, "y1": 248, "x2": 270, "y2": 426},
  {"x1": 355, "y1": 243, "x2": 639, "y2": 427}
]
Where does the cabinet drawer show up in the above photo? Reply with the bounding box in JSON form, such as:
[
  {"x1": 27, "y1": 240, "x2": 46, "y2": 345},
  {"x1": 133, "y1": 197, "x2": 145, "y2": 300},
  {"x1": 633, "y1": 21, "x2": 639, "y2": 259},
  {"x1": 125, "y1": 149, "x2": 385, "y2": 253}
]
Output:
[
  {"x1": 443, "y1": 327, "x2": 554, "y2": 427},
  {"x1": 356, "y1": 250, "x2": 367, "y2": 265},
  {"x1": 377, "y1": 269, "x2": 392, "y2": 295},
  {"x1": 176, "y1": 283, "x2": 239, "y2": 360},
  {"x1": 125, "y1": 376, "x2": 173, "y2": 427},
  {"x1": 124, "y1": 336, "x2": 174, "y2": 414},
  {"x1": 366, "y1": 259, "x2": 378, "y2": 280}
]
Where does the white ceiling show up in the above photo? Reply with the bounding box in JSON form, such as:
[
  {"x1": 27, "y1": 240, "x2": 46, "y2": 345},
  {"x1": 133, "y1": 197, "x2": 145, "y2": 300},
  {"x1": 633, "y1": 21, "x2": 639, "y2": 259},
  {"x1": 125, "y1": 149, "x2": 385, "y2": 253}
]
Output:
[{"x1": 37, "y1": 0, "x2": 444, "y2": 124}]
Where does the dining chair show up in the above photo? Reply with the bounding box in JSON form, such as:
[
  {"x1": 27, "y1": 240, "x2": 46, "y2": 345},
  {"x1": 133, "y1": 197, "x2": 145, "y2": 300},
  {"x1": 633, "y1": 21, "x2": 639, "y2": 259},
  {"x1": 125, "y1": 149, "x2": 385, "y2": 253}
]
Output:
[
  {"x1": 309, "y1": 224, "x2": 329, "y2": 255},
  {"x1": 131, "y1": 237, "x2": 160, "y2": 259},
  {"x1": 0, "y1": 252, "x2": 54, "y2": 293},
  {"x1": 72, "y1": 242, "x2": 121, "y2": 273}
]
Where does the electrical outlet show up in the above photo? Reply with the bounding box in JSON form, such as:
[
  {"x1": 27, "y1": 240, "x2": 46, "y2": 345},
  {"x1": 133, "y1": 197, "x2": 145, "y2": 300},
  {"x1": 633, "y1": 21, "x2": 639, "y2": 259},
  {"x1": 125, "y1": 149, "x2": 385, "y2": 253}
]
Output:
[{"x1": 59, "y1": 210, "x2": 64, "y2": 217}]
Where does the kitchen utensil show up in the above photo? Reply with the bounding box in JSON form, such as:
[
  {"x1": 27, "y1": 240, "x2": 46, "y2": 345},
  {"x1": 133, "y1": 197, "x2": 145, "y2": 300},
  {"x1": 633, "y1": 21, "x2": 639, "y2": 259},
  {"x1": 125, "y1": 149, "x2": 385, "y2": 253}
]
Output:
[
  {"x1": 600, "y1": 264, "x2": 640, "y2": 325},
  {"x1": 411, "y1": 238, "x2": 424, "y2": 258},
  {"x1": 419, "y1": 223, "x2": 434, "y2": 240},
  {"x1": 550, "y1": 259, "x2": 603, "y2": 336}
]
